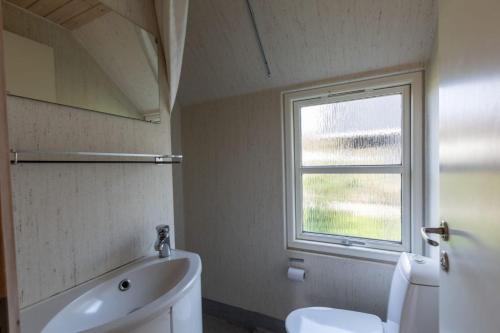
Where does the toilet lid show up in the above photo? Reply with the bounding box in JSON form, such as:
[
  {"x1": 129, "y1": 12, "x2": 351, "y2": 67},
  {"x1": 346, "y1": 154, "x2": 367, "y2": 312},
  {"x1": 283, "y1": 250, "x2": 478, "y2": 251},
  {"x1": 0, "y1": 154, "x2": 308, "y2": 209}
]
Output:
[{"x1": 285, "y1": 307, "x2": 383, "y2": 333}]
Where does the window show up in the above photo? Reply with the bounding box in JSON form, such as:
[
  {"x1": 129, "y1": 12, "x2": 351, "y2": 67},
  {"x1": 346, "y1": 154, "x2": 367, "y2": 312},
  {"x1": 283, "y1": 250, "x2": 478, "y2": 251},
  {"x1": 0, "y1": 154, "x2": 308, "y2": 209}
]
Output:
[{"x1": 283, "y1": 72, "x2": 423, "y2": 261}]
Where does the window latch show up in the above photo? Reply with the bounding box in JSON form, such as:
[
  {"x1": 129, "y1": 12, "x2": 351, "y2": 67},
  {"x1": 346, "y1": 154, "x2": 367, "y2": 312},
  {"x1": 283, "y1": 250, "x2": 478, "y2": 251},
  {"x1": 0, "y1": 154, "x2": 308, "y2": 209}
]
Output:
[{"x1": 340, "y1": 239, "x2": 366, "y2": 247}]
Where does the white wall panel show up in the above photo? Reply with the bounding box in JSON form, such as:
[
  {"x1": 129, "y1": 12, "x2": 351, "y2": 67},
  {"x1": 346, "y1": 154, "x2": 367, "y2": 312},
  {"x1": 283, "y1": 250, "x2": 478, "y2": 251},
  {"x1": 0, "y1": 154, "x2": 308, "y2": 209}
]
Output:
[{"x1": 181, "y1": 88, "x2": 395, "y2": 320}]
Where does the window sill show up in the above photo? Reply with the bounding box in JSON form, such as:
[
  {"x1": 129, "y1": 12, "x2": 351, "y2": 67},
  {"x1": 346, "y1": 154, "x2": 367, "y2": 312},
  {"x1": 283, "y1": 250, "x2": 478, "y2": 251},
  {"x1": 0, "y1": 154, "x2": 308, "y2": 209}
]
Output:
[{"x1": 287, "y1": 238, "x2": 404, "y2": 263}]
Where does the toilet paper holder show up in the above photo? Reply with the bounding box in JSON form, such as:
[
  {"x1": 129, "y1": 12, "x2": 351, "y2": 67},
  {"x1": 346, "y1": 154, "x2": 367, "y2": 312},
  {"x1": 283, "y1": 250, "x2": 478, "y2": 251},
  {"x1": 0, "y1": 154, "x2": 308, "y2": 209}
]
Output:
[
  {"x1": 287, "y1": 258, "x2": 306, "y2": 281},
  {"x1": 288, "y1": 257, "x2": 304, "y2": 264},
  {"x1": 287, "y1": 267, "x2": 306, "y2": 281}
]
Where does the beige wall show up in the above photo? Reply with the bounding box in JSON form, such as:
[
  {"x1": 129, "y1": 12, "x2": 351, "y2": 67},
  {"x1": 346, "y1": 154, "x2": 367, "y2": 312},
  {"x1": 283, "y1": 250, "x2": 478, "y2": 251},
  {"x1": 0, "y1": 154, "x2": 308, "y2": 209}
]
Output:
[
  {"x1": 8, "y1": 97, "x2": 174, "y2": 308},
  {"x1": 7, "y1": 0, "x2": 176, "y2": 308},
  {"x1": 181, "y1": 88, "x2": 395, "y2": 320}
]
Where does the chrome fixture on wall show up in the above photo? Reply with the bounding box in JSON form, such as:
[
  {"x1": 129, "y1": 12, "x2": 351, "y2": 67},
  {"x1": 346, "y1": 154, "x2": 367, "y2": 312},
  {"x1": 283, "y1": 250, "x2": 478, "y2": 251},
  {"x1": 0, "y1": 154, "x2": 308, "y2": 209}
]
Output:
[
  {"x1": 154, "y1": 225, "x2": 171, "y2": 258},
  {"x1": 9, "y1": 150, "x2": 182, "y2": 165}
]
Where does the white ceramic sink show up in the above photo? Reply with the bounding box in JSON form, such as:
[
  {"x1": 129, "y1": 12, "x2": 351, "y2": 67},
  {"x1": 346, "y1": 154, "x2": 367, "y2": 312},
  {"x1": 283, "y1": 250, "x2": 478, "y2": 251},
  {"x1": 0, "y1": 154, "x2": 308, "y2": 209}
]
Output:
[{"x1": 21, "y1": 250, "x2": 202, "y2": 333}]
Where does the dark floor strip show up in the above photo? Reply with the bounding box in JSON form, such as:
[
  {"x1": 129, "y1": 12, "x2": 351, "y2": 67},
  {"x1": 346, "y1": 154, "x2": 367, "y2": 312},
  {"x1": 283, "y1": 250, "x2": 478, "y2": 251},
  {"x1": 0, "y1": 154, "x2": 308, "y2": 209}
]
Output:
[{"x1": 203, "y1": 298, "x2": 286, "y2": 333}]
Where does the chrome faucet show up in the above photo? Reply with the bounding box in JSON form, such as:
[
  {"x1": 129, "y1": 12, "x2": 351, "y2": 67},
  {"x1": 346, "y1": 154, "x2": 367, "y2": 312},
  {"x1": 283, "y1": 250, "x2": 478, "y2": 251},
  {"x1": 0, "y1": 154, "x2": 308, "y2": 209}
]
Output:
[{"x1": 154, "y1": 225, "x2": 171, "y2": 258}]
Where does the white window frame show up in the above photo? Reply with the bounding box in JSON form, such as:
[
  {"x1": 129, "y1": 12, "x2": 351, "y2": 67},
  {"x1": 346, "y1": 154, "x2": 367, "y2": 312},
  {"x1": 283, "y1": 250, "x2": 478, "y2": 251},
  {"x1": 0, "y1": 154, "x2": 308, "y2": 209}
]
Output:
[{"x1": 282, "y1": 71, "x2": 423, "y2": 262}]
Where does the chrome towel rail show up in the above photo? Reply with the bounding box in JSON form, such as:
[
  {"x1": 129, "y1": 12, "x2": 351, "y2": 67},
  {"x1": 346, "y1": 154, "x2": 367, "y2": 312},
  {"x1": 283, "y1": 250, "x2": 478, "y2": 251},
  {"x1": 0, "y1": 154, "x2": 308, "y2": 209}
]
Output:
[{"x1": 10, "y1": 150, "x2": 182, "y2": 165}]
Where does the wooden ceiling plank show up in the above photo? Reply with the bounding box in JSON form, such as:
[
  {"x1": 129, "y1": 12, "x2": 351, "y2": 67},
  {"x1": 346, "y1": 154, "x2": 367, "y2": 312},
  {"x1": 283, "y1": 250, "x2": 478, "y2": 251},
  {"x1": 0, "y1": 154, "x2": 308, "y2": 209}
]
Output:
[
  {"x1": 27, "y1": 0, "x2": 72, "y2": 17},
  {"x1": 61, "y1": 3, "x2": 110, "y2": 30},
  {"x1": 5, "y1": 0, "x2": 38, "y2": 8},
  {"x1": 46, "y1": 0, "x2": 94, "y2": 24}
]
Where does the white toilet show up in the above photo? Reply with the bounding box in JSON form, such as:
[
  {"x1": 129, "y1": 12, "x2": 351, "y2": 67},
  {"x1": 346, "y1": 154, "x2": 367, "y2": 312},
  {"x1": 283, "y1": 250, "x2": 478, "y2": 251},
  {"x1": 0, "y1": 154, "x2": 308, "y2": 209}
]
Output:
[{"x1": 285, "y1": 253, "x2": 439, "y2": 333}]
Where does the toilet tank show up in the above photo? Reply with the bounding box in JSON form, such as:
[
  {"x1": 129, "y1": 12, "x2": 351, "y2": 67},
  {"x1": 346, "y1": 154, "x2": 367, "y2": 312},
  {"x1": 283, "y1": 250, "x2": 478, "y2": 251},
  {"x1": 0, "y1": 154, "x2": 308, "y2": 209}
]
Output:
[{"x1": 385, "y1": 253, "x2": 439, "y2": 333}]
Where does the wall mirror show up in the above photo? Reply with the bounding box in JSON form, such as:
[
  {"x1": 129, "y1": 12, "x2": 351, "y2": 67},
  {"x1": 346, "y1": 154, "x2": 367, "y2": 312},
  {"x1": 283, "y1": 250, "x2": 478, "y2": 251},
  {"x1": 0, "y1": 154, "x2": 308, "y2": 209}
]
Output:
[{"x1": 2, "y1": 0, "x2": 161, "y2": 123}]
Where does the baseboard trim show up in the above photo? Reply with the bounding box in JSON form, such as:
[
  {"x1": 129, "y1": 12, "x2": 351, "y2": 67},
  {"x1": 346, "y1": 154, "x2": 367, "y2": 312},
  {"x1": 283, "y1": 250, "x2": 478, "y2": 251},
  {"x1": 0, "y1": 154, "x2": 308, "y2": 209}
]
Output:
[
  {"x1": 202, "y1": 298, "x2": 286, "y2": 333},
  {"x1": 0, "y1": 297, "x2": 8, "y2": 333}
]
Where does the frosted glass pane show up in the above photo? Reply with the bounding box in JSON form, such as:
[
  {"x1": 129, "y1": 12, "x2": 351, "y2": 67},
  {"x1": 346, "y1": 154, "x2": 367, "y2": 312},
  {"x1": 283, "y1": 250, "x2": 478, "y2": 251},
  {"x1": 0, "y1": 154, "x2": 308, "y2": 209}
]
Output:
[
  {"x1": 302, "y1": 174, "x2": 401, "y2": 242},
  {"x1": 301, "y1": 94, "x2": 402, "y2": 166}
]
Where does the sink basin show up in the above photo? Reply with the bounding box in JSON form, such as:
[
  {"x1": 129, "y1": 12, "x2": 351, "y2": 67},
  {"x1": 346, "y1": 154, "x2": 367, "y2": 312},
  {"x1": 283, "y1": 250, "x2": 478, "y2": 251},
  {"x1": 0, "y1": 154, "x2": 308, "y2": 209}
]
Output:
[{"x1": 21, "y1": 250, "x2": 202, "y2": 333}]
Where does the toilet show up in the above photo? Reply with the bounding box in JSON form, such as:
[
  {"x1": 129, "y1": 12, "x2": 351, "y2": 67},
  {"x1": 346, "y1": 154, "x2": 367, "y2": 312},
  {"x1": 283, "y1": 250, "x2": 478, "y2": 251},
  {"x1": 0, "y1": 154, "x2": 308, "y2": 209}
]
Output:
[{"x1": 285, "y1": 253, "x2": 439, "y2": 333}]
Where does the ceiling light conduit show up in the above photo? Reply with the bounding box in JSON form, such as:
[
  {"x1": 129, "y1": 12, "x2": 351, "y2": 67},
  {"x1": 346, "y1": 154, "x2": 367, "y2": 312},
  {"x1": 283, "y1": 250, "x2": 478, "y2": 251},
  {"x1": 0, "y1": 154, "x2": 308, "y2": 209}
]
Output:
[{"x1": 246, "y1": 0, "x2": 271, "y2": 78}]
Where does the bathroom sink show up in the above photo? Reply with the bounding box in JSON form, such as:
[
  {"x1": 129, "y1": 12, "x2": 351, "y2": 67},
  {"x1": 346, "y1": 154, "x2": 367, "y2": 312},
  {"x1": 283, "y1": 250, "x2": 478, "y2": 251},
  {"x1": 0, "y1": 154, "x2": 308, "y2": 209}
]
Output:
[{"x1": 21, "y1": 250, "x2": 202, "y2": 333}]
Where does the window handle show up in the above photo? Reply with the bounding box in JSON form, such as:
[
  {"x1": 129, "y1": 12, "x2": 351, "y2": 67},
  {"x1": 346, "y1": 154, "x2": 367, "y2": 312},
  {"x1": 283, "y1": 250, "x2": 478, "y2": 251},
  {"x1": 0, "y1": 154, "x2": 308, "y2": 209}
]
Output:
[
  {"x1": 340, "y1": 238, "x2": 365, "y2": 246},
  {"x1": 421, "y1": 221, "x2": 449, "y2": 247}
]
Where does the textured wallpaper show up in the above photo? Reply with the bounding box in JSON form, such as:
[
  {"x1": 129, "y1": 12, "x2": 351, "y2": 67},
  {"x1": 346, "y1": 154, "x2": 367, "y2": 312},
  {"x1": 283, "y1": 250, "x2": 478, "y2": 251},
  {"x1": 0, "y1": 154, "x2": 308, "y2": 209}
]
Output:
[{"x1": 7, "y1": 96, "x2": 175, "y2": 308}]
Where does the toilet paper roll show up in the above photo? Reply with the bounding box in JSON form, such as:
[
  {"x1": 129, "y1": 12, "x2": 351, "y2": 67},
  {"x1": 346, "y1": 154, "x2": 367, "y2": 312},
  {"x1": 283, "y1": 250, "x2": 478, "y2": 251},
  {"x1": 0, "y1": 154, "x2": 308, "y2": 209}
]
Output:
[{"x1": 287, "y1": 267, "x2": 306, "y2": 282}]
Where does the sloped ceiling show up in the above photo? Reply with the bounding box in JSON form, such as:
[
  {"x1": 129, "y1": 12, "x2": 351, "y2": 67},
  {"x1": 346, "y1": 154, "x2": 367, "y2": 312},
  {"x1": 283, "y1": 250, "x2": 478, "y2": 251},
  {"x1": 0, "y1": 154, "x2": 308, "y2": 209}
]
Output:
[
  {"x1": 6, "y1": 0, "x2": 110, "y2": 30},
  {"x1": 178, "y1": 0, "x2": 437, "y2": 106},
  {"x1": 72, "y1": 11, "x2": 160, "y2": 114}
]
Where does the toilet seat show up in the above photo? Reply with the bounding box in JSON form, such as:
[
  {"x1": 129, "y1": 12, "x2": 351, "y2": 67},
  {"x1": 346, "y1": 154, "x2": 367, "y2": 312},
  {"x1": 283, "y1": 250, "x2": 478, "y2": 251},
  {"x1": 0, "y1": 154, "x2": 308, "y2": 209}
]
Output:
[{"x1": 285, "y1": 307, "x2": 384, "y2": 333}]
